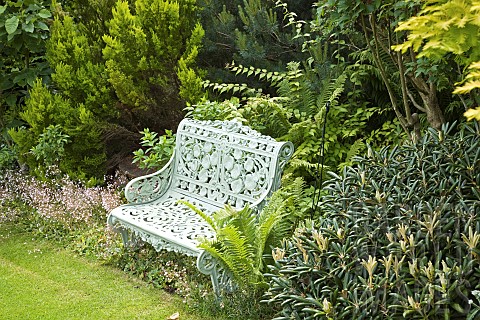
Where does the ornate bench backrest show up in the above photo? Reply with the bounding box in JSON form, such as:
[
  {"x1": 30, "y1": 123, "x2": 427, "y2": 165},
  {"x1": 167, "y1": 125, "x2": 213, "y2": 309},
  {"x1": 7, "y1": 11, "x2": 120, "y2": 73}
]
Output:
[{"x1": 171, "y1": 119, "x2": 294, "y2": 209}]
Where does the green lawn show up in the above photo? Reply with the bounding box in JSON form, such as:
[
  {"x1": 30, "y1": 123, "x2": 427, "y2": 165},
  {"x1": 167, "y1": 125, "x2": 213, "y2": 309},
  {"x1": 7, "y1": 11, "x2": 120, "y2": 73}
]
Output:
[{"x1": 0, "y1": 223, "x2": 206, "y2": 320}]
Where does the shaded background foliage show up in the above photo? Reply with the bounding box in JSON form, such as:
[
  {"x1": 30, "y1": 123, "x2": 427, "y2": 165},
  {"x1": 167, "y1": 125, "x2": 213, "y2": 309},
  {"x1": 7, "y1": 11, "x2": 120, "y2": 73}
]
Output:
[
  {"x1": 1, "y1": 0, "x2": 480, "y2": 318},
  {"x1": 0, "y1": 0, "x2": 52, "y2": 153},
  {"x1": 2, "y1": 0, "x2": 475, "y2": 180}
]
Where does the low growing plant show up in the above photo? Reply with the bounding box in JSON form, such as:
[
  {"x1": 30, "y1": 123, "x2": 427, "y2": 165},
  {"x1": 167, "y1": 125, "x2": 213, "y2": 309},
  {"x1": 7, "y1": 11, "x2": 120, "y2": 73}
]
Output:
[
  {"x1": 132, "y1": 128, "x2": 175, "y2": 170},
  {"x1": 264, "y1": 121, "x2": 480, "y2": 319},
  {"x1": 181, "y1": 202, "x2": 290, "y2": 291}
]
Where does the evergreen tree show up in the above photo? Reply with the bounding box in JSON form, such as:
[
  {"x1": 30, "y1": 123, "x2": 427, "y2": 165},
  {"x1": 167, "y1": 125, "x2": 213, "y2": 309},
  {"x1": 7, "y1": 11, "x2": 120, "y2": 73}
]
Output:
[
  {"x1": 9, "y1": 0, "x2": 204, "y2": 181},
  {"x1": 103, "y1": 0, "x2": 204, "y2": 129},
  {"x1": 197, "y1": 0, "x2": 314, "y2": 94}
]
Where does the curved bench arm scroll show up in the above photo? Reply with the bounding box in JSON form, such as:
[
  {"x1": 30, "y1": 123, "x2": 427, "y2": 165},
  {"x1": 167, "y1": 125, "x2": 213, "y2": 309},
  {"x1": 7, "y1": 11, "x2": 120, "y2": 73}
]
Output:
[
  {"x1": 125, "y1": 153, "x2": 175, "y2": 204},
  {"x1": 273, "y1": 141, "x2": 294, "y2": 190},
  {"x1": 197, "y1": 250, "x2": 235, "y2": 297}
]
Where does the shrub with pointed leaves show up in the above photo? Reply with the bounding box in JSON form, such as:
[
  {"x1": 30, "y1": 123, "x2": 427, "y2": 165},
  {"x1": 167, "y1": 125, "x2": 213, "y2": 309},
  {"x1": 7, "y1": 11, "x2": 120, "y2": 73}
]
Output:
[{"x1": 264, "y1": 121, "x2": 480, "y2": 319}]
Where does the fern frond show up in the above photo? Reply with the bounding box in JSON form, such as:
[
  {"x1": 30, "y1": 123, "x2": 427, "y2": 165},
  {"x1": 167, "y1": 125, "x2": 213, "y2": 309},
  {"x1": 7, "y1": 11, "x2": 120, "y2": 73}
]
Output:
[
  {"x1": 178, "y1": 200, "x2": 216, "y2": 231},
  {"x1": 197, "y1": 240, "x2": 236, "y2": 276},
  {"x1": 227, "y1": 205, "x2": 257, "y2": 250},
  {"x1": 218, "y1": 225, "x2": 254, "y2": 279},
  {"x1": 337, "y1": 139, "x2": 366, "y2": 170},
  {"x1": 255, "y1": 203, "x2": 284, "y2": 269},
  {"x1": 211, "y1": 205, "x2": 234, "y2": 228},
  {"x1": 314, "y1": 74, "x2": 347, "y2": 115}
]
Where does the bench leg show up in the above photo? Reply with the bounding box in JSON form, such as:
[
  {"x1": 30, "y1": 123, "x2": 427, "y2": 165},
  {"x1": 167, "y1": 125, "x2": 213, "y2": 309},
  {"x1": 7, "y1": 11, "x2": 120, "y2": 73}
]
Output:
[
  {"x1": 118, "y1": 228, "x2": 130, "y2": 247},
  {"x1": 196, "y1": 251, "x2": 235, "y2": 297},
  {"x1": 108, "y1": 215, "x2": 134, "y2": 249}
]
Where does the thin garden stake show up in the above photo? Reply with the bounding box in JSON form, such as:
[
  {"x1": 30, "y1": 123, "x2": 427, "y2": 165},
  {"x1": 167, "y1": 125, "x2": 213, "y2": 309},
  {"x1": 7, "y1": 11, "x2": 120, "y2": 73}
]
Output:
[{"x1": 311, "y1": 101, "x2": 330, "y2": 218}]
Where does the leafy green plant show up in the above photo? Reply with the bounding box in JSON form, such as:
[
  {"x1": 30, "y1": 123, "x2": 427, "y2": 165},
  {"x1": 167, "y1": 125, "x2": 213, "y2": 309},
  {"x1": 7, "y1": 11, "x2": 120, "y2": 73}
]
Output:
[
  {"x1": 0, "y1": 0, "x2": 52, "y2": 117},
  {"x1": 46, "y1": 11, "x2": 116, "y2": 121},
  {"x1": 264, "y1": 121, "x2": 480, "y2": 319},
  {"x1": 181, "y1": 202, "x2": 289, "y2": 290},
  {"x1": 132, "y1": 128, "x2": 175, "y2": 170},
  {"x1": 185, "y1": 98, "x2": 245, "y2": 121},
  {"x1": 30, "y1": 124, "x2": 70, "y2": 167},
  {"x1": 0, "y1": 143, "x2": 17, "y2": 170},
  {"x1": 197, "y1": 0, "x2": 309, "y2": 95}
]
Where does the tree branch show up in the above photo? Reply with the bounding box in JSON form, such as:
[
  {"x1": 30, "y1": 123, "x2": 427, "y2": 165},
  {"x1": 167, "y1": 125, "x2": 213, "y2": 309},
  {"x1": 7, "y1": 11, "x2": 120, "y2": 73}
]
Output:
[
  {"x1": 361, "y1": 14, "x2": 411, "y2": 139},
  {"x1": 407, "y1": 89, "x2": 427, "y2": 113}
]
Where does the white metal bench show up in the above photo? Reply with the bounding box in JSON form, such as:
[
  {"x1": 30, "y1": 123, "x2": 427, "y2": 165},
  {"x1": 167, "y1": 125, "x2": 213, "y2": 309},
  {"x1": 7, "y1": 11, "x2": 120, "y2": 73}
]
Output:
[{"x1": 107, "y1": 118, "x2": 294, "y2": 294}]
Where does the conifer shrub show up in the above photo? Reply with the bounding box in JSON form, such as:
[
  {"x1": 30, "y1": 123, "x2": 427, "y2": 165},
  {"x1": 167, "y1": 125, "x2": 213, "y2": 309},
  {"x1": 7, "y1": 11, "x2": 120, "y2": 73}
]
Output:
[
  {"x1": 102, "y1": 0, "x2": 204, "y2": 125},
  {"x1": 264, "y1": 122, "x2": 480, "y2": 319},
  {"x1": 9, "y1": 0, "x2": 205, "y2": 181},
  {"x1": 9, "y1": 80, "x2": 106, "y2": 182}
]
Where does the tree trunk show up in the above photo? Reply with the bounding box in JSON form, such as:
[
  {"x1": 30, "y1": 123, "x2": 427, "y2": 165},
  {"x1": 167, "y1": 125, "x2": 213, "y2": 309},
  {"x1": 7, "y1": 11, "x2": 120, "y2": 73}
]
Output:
[{"x1": 418, "y1": 87, "x2": 445, "y2": 130}]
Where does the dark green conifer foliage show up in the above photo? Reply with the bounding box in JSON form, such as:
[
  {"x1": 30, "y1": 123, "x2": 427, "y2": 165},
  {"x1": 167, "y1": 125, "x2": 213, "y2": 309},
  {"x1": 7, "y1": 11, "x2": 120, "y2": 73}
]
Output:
[{"x1": 197, "y1": 0, "x2": 313, "y2": 92}]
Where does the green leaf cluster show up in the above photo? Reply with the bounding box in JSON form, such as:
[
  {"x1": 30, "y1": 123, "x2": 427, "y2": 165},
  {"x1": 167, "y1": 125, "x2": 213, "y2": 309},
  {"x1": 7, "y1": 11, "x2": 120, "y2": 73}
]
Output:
[
  {"x1": 132, "y1": 128, "x2": 175, "y2": 170},
  {"x1": 30, "y1": 124, "x2": 70, "y2": 167},
  {"x1": 181, "y1": 202, "x2": 289, "y2": 290},
  {"x1": 265, "y1": 121, "x2": 480, "y2": 319},
  {"x1": 0, "y1": 0, "x2": 52, "y2": 142}
]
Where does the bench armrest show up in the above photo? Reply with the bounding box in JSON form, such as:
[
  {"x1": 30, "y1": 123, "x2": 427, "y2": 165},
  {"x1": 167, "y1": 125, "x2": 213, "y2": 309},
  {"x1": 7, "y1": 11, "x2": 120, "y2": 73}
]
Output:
[
  {"x1": 250, "y1": 141, "x2": 294, "y2": 210},
  {"x1": 124, "y1": 152, "x2": 175, "y2": 204}
]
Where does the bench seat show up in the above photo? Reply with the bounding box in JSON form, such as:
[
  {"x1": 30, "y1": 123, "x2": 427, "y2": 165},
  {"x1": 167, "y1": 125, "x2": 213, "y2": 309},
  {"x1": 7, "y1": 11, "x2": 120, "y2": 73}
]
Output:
[{"x1": 107, "y1": 118, "x2": 294, "y2": 294}]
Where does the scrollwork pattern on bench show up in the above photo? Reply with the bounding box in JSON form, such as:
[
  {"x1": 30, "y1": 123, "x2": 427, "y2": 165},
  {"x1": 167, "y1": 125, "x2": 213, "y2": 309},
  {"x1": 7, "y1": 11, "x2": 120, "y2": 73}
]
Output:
[
  {"x1": 124, "y1": 156, "x2": 174, "y2": 203},
  {"x1": 107, "y1": 118, "x2": 294, "y2": 297}
]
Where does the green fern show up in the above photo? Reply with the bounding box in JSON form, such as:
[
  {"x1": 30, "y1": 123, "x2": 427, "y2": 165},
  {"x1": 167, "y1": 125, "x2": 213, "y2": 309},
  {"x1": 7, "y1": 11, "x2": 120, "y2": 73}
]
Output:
[
  {"x1": 178, "y1": 200, "x2": 216, "y2": 229},
  {"x1": 197, "y1": 38, "x2": 381, "y2": 178},
  {"x1": 337, "y1": 139, "x2": 366, "y2": 170},
  {"x1": 217, "y1": 225, "x2": 252, "y2": 278},
  {"x1": 186, "y1": 203, "x2": 286, "y2": 288}
]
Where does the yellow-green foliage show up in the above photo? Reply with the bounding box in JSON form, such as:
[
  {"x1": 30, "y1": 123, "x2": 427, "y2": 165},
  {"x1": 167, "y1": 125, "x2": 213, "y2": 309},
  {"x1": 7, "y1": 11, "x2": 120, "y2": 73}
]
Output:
[
  {"x1": 9, "y1": 80, "x2": 106, "y2": 181},
  {"x1": 394, "y1": 0, "x2": 480, "y2": 97},
  {"x1": 102, "y1": 0, "x2": 204, "y2": 109},
  {"x1": 465, "y1": 106, "x2": 480, "y2": 121},
  {"x1": 47, "y1": 14, "x2": 116, "y2": 120}
]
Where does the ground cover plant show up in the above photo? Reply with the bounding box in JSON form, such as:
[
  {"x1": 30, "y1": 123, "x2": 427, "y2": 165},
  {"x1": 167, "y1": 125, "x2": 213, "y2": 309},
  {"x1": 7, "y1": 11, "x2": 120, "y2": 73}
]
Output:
[
  {"x1": 0, "y1": 167, "x2": 275, "y2": 319},
  {"x1": 264, "y1": 121, "x2": 480, "y2": 319},
  {"x1": 0, "y1": 222, "x2": 208, "y2": 320},
  {"x1": 0, "y1": 168, "x2": 201, "y2": 294}
]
